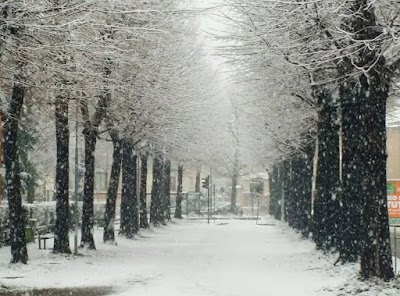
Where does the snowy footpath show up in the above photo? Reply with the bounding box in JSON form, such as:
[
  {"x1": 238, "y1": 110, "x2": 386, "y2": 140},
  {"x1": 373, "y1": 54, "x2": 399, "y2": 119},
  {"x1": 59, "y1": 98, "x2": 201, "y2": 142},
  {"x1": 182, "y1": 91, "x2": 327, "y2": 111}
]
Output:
[{"x1": 1, "y1": 217, "x2": 400, "y2": 296}]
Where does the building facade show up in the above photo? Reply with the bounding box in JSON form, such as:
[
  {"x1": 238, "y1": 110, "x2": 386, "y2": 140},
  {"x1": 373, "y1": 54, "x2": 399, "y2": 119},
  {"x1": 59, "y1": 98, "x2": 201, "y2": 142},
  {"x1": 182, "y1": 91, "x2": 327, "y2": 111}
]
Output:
[{"x1": 387, "y1": 123, "x2": 400, "y2": 180}]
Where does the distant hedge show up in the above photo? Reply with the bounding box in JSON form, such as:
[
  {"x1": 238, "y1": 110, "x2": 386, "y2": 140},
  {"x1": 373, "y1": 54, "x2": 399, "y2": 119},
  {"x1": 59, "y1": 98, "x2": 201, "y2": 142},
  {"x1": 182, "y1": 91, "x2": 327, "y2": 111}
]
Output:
[{"x1": 0, "y1": 202, "x2": 106, "y2": 246}]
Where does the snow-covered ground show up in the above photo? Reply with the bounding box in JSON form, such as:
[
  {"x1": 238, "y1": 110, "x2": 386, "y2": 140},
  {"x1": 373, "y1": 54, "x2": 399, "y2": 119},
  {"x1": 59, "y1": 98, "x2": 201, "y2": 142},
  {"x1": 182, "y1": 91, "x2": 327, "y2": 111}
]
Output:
[{"x1": 0, "y1": 217, "x2": 399, "y2": 295}]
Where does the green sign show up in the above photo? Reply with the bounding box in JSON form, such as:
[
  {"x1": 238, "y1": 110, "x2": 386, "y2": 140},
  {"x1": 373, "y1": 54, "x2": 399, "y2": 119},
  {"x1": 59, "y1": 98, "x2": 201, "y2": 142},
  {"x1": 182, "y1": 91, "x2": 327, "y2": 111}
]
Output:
[
  {"x1": 390, "y1": 218, "x2": 400, "y2": 226},
  {"x1": 25, "y1": 227, "x2": 34, "y2": 243},
  {"x1": 387, "y1": 182, "x2": 396, "y2": 194}
]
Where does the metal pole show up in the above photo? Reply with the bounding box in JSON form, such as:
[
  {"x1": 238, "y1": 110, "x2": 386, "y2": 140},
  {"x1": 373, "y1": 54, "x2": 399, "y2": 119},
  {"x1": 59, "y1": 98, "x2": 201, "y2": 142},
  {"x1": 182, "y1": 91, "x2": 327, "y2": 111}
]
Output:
[
  {"x1": 394, "y1": 226, "x2": 397, "y2": 274},
  {"x1": 281, "y1": 186, "x2": 285, "y2": 221},
  {"x1": 137, "y1": 155, "x2": 141, "y2": 229},
  {"x1": 208, "y1": 167, "x2": 212, "y2": 224},
  {"x1": 74, "y1": 97, "x2": 79, "y2": 255},
  {"x1": 207, "y1": 188, "x2": 210, "y2": 224},
  {"x1": 256, "y1": 194, "x2": 260, "y2": 225},
  {"x1": 105, "y1": 153, "x2": 109, "y2": 187},
  {"x1": 186, "y1": 192, "x2": 189, "y2": 218},
  {"x1": 213, "y1": 184, "x2": 216, "y2": 224},
  {"x1": 251, "y1": 192, "x2": 254, "y2": 216}
]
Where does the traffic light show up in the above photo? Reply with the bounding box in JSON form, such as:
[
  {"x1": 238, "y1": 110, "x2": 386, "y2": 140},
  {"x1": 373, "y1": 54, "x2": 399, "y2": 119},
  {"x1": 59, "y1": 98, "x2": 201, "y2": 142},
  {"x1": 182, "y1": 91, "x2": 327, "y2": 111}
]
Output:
[{"x1": 201, "y1": 176, "x2": 210, "y2": 189}]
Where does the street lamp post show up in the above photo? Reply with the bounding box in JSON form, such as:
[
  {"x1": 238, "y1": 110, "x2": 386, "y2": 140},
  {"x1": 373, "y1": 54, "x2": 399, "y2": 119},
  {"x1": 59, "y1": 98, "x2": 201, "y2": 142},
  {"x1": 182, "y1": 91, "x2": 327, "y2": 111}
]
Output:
[
  {"x1": 208, "y1": 167, "x2": 213, "y2": 224},
  {"x1": 73, "y1": 96, "x2": 79, "y2": 255}
]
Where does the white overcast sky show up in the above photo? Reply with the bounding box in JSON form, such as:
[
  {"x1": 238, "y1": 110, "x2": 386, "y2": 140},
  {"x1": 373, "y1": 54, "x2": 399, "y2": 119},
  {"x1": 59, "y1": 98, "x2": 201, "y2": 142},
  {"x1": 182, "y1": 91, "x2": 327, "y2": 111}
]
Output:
[{"x1": 190, "y1": 0, "x2": 228, "y2": 65}]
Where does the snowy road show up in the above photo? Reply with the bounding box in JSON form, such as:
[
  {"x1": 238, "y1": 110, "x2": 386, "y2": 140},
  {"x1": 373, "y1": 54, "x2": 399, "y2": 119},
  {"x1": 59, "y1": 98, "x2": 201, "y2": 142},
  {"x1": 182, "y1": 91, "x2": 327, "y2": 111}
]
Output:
[
  {"x1": 0, "y1": 218, "x2": 354, "y2": 295},
  {"x1": 114, "y1": 219, "x2": 344, "y2": 296}
]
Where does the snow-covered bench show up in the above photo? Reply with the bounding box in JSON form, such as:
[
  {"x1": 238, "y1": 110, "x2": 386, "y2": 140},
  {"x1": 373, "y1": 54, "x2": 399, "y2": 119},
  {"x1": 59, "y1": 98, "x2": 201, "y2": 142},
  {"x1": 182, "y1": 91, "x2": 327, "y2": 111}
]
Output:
[{"x1": 36, "y1": 224, "x2": 54, "y2": 250}]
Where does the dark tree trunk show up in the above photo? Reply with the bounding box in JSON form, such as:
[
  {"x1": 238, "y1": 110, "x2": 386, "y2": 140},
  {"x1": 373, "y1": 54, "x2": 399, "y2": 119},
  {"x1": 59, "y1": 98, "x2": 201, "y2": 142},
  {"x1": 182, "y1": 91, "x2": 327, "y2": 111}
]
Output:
[
  {"x1": 120, "y1": 140, "x2": 138, "y2": 238},
  {"x1": 80, "y1": 130, "x2": 97, "y2": 249},
  {"x1": 119, "y1": 142, "x2": 127, "y2": 234},
  {"x1": 126, "y1": 144, "x2": 139, "y2": 237},
  {"x1": 26, "y1": 185, "x2": 34, "y2": 204},
  {"x1": 174, "y1": 164, "x2": 184, "y2": 219},
  {"x1": 286, "y1": 159, "x2": 296, "y2": 228},
  {"x1": 298, "y1": 150, "x2": 313, "y2": 238},
  {"x1": 195, "y1": 167, "x2": 200, "y2": 193},
  {"x1": 230, "y1": 173, "x2": 237, "y2": 213},
  {"x1": 231, "y1": 149, "x2": 240, "y2": 213},
  {"x1": 282, "y1": 160, "x2": 291, "y2": 222},
  {"x1": 336, "y1": 2, "x2": 366, "y2": 264},
  {"x1": 338, "y1": 0, "x2": 373, "y2": 265},
  {"x1": 103, "y1": 134, "x2": 121, "y2": 243},
  {"x1": 53, "y1": 96, "x2": 71, "y2": 254},
  {"x1": 359, "y1": 62, "x2": 394, "y2": 279},
  {"x1": 268, "y1": 169, "x2": 274, "y2": 216},
  {"x1": 150, "y1": 153, "x2": 164, "y2": 226},
  {"x1": 164, "y1": 160, "x2": 171, "y2": 221},
  {"x1": 339, "y1": 79, "x2": 365, "y2": 263},
  {"x1": 313, "y1": 90, "x2": 341, "y2": 251},
  {"x1": 269, "y1": 164, "x2": 282, "y2": 220},
  {"x1": 79, "y1": 91, "x2": 109, "y2": 249},
  {"x1": 4, "y1": 80, "x2": 28, "y2": 263},
  {"x1": 338, "y1": 1, "x2": 394, "y2": 278},
  {"x1": 139, "y1": 154, "x2": 149, "y2": 228},
  {"x1": 120, "y1": 144, "x2": 128, "y2": 234}
]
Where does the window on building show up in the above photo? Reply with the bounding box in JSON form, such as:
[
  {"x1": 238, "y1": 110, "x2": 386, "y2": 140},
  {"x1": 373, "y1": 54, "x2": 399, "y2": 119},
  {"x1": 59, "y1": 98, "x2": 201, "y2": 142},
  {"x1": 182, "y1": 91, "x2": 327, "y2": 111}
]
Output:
[{"x1": 95, "y1": 171, "x2": 107, "y2": 190}]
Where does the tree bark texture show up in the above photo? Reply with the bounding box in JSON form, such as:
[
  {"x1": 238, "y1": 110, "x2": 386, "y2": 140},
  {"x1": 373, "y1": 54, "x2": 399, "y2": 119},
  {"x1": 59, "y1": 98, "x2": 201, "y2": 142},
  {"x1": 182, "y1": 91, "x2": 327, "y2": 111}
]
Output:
[
  {"x1": 195, "y1": 167, "x2": 200, "y2": 193},
  {"x1": 80, "y1": 130, "x2": 97, "y2": 249},
  {"x1": 230, "y1": 173, "x2": 237, "y2": 213},
  {"x1": 164, "y1": 160, "x2": 171, "y2": 221},
  {"x1": 313, "y1": 91, "x2": 341, "y2": 251},
  {"x1": 174, "y1": 164, "x2": 184, "y2": 219},
  {"x1": 4, "y1": 79, "x2": 28, "y2": 263},
  {"x1": 139, "y1": 154, "x2": 149, "y2": 228},
  {"x1": 103, "y1": 134, "x2": 121, "y2": 243},
  {"x1": 340, "y1": 79, "x2": 365, "y2": 262},
  {"x1": 150, "y1": 153, "x2": 164, "y2": 226},
  {"x1": 296, "y1": 152, "x2": 313, "y2": 237},
  {"x1": 282, "y1": 160, "x2": 291, "y2": 223},
  {"x1": 230, "y1": 149, "x2": 240, "y2": 213},
  {"x1": 359, "y1": 59, "x2": 393, "y2": 279},
  {"x1": 120, "y1": 140, "x2": 138, "y2": 238},
  {"x1": 269, "y1": 165, "x2": 282, "y2": 220},
  {"x1": 53, "y1": 96, "x2": 71, "y2": 254},
  {"x1": 339, "y1": 0, "x2": 393, "y2": 278}
]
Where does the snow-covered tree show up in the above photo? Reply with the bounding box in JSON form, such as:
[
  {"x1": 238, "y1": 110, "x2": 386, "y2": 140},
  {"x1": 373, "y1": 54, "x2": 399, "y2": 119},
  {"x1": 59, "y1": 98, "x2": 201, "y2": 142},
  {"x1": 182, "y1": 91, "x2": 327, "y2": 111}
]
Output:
[{"x1": 224, "y1": 0, "x2": 400, "y2": 279}]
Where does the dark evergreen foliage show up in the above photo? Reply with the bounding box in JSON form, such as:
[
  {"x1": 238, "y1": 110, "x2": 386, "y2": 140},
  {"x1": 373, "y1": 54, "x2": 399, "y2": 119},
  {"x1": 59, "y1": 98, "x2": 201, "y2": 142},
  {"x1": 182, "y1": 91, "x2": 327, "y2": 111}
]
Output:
[{"x1": 17, "y1": 113, "x2": 39, "y2": 204}]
